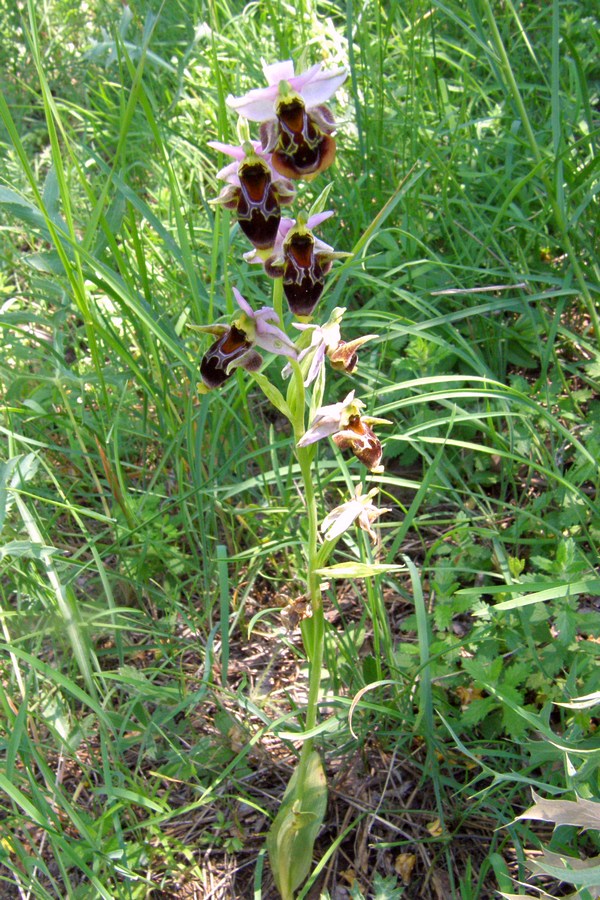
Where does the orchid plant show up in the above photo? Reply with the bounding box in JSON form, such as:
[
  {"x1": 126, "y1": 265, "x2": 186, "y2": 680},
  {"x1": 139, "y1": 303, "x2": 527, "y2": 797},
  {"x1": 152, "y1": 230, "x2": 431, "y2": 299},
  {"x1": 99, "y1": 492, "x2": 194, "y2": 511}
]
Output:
[{"x1": 201, "y1": 57, "x2": 390, "y2": 900}]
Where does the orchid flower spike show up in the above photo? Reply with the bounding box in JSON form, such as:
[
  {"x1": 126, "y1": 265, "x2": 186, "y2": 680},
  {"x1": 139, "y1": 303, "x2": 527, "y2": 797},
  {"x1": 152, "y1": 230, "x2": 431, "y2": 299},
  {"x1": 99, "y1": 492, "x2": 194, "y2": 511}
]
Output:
[
  {"x1": 283, "y1": 307, "x2": 378, "y2": 386},
  {"x1": 208, "y1": 140, "x2": 295, "y2": 250},
  {"x1": 227, "y1": 59, "x2": 347, "y2": 180},
  {"x1": 198, "y1": 287, "x2": 297, "y2": 390},
  {"x1": 297, "y1": 390, "x2": 390, "y2": 473},
  {"x1": 321, "y1": 485, "x2": 390, "y2": 543}
]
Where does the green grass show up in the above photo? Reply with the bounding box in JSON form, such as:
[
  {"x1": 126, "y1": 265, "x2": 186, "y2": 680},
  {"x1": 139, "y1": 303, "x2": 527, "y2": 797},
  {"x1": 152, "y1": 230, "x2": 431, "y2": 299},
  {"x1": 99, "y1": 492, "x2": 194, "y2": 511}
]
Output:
[{"x1": 1, "y1": 0, "x2": 599, "y2": 897}]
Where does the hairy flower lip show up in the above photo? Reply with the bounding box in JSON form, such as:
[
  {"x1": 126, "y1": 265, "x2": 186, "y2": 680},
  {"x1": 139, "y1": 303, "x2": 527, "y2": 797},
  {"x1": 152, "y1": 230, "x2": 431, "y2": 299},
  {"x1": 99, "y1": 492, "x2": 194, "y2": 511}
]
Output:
[
  {"x1": 244, "y1": 212, "x2": 351, "y2": 317},
  {"x1": 297, "y1": 391, "x2": 360, "y2": 446},
  {"x1": 231, "y1": 288, "x2": 298, "y2": 357},
  {"x1": 208, "y1": 140, "x2": 294, "y2": 192},
  {"x1": 226, "y1": 59, "x2": 347, "y2": 122},
  {"x1": 245, "y1": 211, "x2": 338, "y2": 267},
  {"x1": 209, "y1": 141, "x2": 296, "y2": 249},
  {"x1": 199, "y1": 288, "x2": 297, "y2": 390}
]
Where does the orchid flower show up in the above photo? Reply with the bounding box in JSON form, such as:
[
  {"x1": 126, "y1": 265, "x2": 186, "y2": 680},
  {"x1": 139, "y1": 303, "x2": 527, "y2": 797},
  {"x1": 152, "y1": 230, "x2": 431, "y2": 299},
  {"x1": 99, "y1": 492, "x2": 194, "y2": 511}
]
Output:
[
  {"x1": 282, "y1": 307, "x2": 378, "y2": 385},
  {"x1": 297, "y1": 390, "x2": 390, "y2": 472},
  {"x1": 227, "y1": 59, "x2": 347, "y2": 179},
  {"x1": 245, "y1": 211, "x2": 350, "y2": 317},
  {"x1": 321, "y1": 485, "x2": 390, "y2": 542},
  {"x1": 199, "y1": 287, "x2": 297, "y2": 389},
  {"x1": 208, "y1": 140, "x2": 295, "y2": 249}
]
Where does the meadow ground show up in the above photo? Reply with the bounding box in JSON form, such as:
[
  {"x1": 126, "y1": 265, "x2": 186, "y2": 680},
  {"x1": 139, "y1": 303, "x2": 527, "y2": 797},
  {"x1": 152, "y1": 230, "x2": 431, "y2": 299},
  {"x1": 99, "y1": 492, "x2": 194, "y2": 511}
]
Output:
[{"x1": 0, "y1": 1, "x2": 599, "y2": 897}]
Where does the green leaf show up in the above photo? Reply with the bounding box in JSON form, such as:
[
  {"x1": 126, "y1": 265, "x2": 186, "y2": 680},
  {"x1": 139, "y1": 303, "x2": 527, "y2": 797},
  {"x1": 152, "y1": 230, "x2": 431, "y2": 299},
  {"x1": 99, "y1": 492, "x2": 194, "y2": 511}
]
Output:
[
  {"x1": 307, "y1": 182, "x2": 334, "y2": 218},
  {"x1": 487, "y1": 579, "x2": 600, "y2": 612},
  {"x1": 315, "y1": 562, "x2": 404, "y2": 578},
  {"x1": 266, "y1": 751, "x2": 327, "y2": 899},
  {"x1": 0, "y1": 541, "x2": 57, "y2": 562},
  {"x1": 251, "y1": 372, "x2": 292, "y2": 423}
]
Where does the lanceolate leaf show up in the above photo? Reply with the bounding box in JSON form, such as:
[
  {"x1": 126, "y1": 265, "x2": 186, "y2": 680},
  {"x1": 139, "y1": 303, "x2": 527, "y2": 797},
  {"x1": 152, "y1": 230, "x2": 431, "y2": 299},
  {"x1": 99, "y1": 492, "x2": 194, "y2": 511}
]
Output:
[
  {"x1": 266, "y1": 752, "x2": 327, "y2": 899},
  {"x1": 315, "y1": 561, "x2": 404, "y2": 578}
]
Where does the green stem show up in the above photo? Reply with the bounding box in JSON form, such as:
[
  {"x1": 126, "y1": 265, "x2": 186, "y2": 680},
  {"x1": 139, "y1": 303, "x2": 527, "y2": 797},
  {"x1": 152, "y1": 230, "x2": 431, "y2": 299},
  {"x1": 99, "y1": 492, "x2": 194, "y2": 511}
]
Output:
[
  {"x1": 273, "y1": 276, "x2": 284, "y2": 329},
  {"x1": 287, "y1": 355, "x2": 325, "y2": 783},
  {"x1": 295, "y1": 444, "x2": 325, "y2": 783}
]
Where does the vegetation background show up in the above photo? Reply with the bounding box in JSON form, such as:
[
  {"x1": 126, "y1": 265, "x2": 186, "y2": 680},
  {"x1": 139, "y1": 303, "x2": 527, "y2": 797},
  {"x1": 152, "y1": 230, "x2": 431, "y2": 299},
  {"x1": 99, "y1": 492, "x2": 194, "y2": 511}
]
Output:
[{"x1": 0, "y1": 0, "x2": 598, "y2": 897}]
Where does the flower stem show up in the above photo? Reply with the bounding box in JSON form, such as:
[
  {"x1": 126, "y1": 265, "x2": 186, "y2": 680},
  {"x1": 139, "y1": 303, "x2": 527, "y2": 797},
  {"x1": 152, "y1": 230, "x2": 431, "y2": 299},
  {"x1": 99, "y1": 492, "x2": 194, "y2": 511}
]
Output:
[
  {"x1": 295, "y1": 443, "x2": 325, "y2": 783},
  {"x1": 273, "y1": 275, "x2": 284, "y2": 329}
]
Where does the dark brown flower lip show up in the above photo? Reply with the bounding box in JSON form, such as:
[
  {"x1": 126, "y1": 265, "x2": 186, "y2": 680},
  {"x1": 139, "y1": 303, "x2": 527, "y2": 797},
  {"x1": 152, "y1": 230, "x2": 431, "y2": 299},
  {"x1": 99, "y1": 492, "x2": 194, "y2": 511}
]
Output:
[
  {"x1": 238, "y1": 160, "x2": 272, "y2": 203},
  {"x1": 271, "y1": 134, "x2": 336, "y2": 180},
  {"x1": 276, "y1": 96, "x2": 307, "y2": 133},
  {"x1": 283, "y1": 240, "x2": 325, "y2": 317},
  {"x1": 200, "y1": 325, "x2": 252, "y2": 389},
  {"x1": 264, "y1": 100, "x2": 338, "y2": 179},
  {"x1": 285, "y1": 232, "x2": 315, "y2": 268},
  {"x1": 233, "y1": 162, "x2": 283, "y2": 249}
]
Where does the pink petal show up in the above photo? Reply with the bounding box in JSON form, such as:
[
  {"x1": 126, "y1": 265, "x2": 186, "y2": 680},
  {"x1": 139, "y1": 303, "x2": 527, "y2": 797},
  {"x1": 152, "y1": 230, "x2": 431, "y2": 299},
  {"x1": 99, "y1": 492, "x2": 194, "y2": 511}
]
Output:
[
  {"x1": 287, "y1": 63, "x2": 324, "y2": 92},
  {"x1": 305, "y1": 344, "x2": 327, "y2": 386},
  {"x1": 298, "y1": 66, "x2": 347, "y2": 108},
  {"x1": 254, "y1": 307, "x2": 280, "y2": 325},
  {"x1": 243, "y1": 248, "x2": 262, "y2": 266},
  {"x1": 207, "y1": 140, "x2": 248, "y2": 160},
  {"x1": 278, "y1": 217, "x2": 295, "y2": 238},
  {"x1": 262, "y1": 60, "x2": 295, "y2": 85},
  {"x1": 254, "y1": 324, "x2": 297, "y2": 357},
  {"x1": 312, "y1": 236, "x2": 336, "y2": 255},
  {"x1": 297, "y1": 420, "x2": 341, "y2": 447},
  {"x1": 232, "y1": 287, "x2": 253, "y2": 318},
  {"x1": 297, "y1": 391, "x2": 355, "y2": 447},
  {"x1": 226, "y1": 84, "x2": 280, "y2": 121},
  {"x1": 306, "y1": 210, "x2": 334, "y2": 229},
  {"x1": 215, "y1": 160, "x2": 240, "y2": 184}
]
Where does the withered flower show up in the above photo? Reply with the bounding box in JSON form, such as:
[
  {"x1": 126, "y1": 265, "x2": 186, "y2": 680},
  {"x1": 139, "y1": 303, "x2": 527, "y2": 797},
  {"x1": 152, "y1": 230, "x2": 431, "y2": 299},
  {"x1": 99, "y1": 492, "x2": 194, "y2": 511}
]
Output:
[
  {"x1": 283, "y1": 307, "x2": 377, "y2": 386},
  {"x1": 321, "y1": 485, "x2": 390, "y2": 543},
  {"x1": 297, "y1": 391, "x2": 390, "y2": 473},
  {"x1": 208, "y1": 140, "x2": 295, "y2": 249}
]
